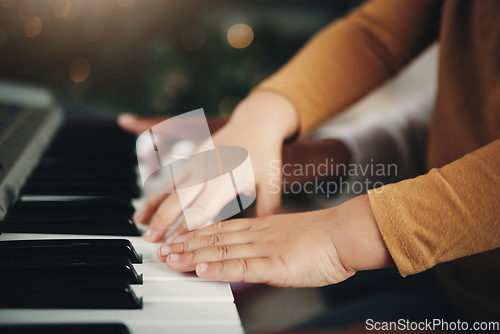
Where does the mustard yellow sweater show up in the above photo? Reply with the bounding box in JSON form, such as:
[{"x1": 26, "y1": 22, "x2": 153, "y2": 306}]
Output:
[{"x1": 257, "y1": 0, "x2": 500, "y2": 320}]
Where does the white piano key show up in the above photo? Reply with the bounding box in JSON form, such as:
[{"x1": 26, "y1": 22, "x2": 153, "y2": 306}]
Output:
[
  {"x1": 127, "y1": 323, "x2": 244, "y2": 334},
  {"x1": 0, "y1": 323, "x2": 244, "y2": 334},
  {"x1": 0, "y1": 232, "x2": 242, "y2": 333},
  {"x1": 133, "y1": 280, "x2": 233, "y2": 303},
  {"x1": 1, "y1": 106, "x2": 243, "y2": 333},
  {"x1": 0, "y1": 302, "x2": 241, "y2": 325},
  {"x1": 137, "y1": 263, "x2": 202, "y2": 281}
]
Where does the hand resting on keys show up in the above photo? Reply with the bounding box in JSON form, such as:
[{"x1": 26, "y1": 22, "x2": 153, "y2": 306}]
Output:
[
  {"x1": 118, "y1": 90, "x2": 299, "y2": 242},
  {"x1": 157, "y1": 195, "x2": 393, "y2": 287},
  {"x1": 118, "y1": 89, "x2": 364, "y2": 287}
]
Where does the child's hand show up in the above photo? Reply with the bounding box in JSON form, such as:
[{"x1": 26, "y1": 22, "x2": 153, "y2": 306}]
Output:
[{"x1": 158, "y1": 194, "x2": 393, "y2": 287}]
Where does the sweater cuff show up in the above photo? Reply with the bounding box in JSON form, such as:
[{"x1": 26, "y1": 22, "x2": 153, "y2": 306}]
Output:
[{"x1": 368, "y1": 183, "x2": 428, "y2": 277}]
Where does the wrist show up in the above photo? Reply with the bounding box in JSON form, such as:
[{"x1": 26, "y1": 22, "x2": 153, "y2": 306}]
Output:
[
  {"x1": 229, "y1": 90, "x2": 299, "y2": 143},
  {"x1": 329, "y1": 194, "x2": 394, "y2": 272}
]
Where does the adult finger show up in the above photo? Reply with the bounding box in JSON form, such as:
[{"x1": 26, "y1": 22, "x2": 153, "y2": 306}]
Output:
[
  {"x1": 182, "y1": 179, "x2": 241, "y2": 230},
  {"x1": 145, "y1": 174, "x2": 205, "y2": 241},
  {"x1": 143, "y1": 193, "x2": 184, "y2": 242},
  {"x1": 133, "y1": 192, "x2": 168, "y2": 224},
  {"x1": 164, "y1": 219, "x2": 189, "y2": 245},
  {"x1": 134, "y1": 168, "x2": 191, "y2": 225}
]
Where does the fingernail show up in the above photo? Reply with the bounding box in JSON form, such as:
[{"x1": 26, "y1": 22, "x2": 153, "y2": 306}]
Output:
[
  {"x1": 133, "y1": 209, "x2": 146, "y2": 223},
  {"x1": 143, "y1": 229, "x2": 153, "y2": 239},
  {"x1": 198, "y1": 263, "x2": 208, "y2": 272},
  {"x1": 144, "y1": 229, "x2": 160, "y2": 241},
  {"x1": 160, "y1": 245, "x2": 171, "y2": 256},
  {"x1": 170, "y1": 254, "x2": 180, "y2": 262}
]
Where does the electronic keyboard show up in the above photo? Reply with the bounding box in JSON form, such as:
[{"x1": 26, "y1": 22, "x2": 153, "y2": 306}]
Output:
[{"x1": 0, "y1": 82, "x2": 243, "y2": 334}]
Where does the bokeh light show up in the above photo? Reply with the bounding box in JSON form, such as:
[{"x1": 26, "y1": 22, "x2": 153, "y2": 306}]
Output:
[
  {"x1": 219, "y1": 95, "x2": 240, "y2": 119},
  {"x1": 0, "y1": 0, "x2": 354, "y2": 118},
  {"x1": 69, "y1": 57, "x2": 91, "y2": 83},
  {"x1": 227, "y1": 23, "x2": 254, "y2": 49},
  {"x1": 52, "y1": 0, "x2": 72, "y2": 19},
  {"x1": 163, "y1": 72, "x2": 188, "y2": 98},
  {"x1": 24, "y1": 16, "x2": 42, "y2": 38},
  {"x1": 17, "y1": 0, "x2": 36, "y2": 21},
  {"x1": 83, "y1": 19, "x2": 103, "y2": 42},
  {"x1": 180, "y1": 26, "x2": 206, "y2": 51},
  {"x1": 116, "y1": 0, "x2": 136, "y2": 8}
]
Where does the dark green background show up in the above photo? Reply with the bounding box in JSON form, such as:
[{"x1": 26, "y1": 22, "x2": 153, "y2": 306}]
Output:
[{"x1": 0, "y1": 0, "x2": 363, "y2": 117}]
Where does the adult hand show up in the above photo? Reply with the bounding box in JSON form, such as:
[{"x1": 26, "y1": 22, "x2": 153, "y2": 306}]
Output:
[
  {"x1": 157, "y1": 194, "x2": 393, "y2": 287},
  {"x1": 118, "y1": 90, "x2": 300, "y2": 242}
]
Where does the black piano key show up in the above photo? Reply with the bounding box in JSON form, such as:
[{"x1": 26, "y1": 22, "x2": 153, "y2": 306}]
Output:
[
  {"x1": 29, "y1": 171, "x2": 137, "y2": 184},
  {"x1": 7, "y1": 212, "x2": 133, "y2": 224},
  {"x1": 10, "y1": 198, "x2": 134, "y2": 217},
  {"x1": 37, "y1": 160, "x2": 137, "y2": 174},
  {"x1": 52, "y1": 135, "x2": 136, "y2": 146},
  {"x1": 48, "y1": 140, "x2": 136, "y2": 152},
  {"x1": 39, "y1": 155, "x2": 137, "y2": 164},
  {"x1": 48, "y1": 133, "x2": 136, "y2": 147},
  {"x1": 28, "y1": 174, "x2": 136, "y2": 183},
  {"x1": 21, "y1": 181, "x2": 140, "y2": 198},
  {"x1": 0, "y1": 323, "x2": 131, "y2": 334},
  {"x1": 2, "y1": 217, "x2": 141, "y2": 236},
  {"x1": 0, "y1": 280, "x2": 143, "y2": 309},
  {"x1": 50, "y1": 134, "x2": 136, "y2": 149},
  {"x1": 7, "y1": 206, "x2": 134, "y2": 224},
  {"x1": 50, "y1": 133, "x2": 136, "y2": 147},
  {"x1": 0, "y1": 259, "x2": 143, "y2": 284},
  {"x1": 0, "y1": 239, "x2": 142, "y2": 263},
  {"x1": 43, "y1": 147, "x2": 137, "y2": 161},
  {"x1": 6, "y1": 215, "x2": 133, "y2": 225},
  {"x1": 55, "y1": 122, "x2": 136, "y2": 140},
  {"x1": 0, "y1": 253, "x2": 109, "y2": 266}
]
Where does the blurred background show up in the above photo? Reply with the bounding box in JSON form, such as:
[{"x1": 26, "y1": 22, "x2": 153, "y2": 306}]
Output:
[
  {"x1": 0, "y1": 0, "x2": 363, "y2": 118},
  {"x1": 1, "y1": 2, "x2": 444, "y2": 333}
]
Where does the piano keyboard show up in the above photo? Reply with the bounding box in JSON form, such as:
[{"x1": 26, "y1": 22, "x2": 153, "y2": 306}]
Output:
[{"x1": 0, "y1": 83, "x2": 243, "y2": 334}]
